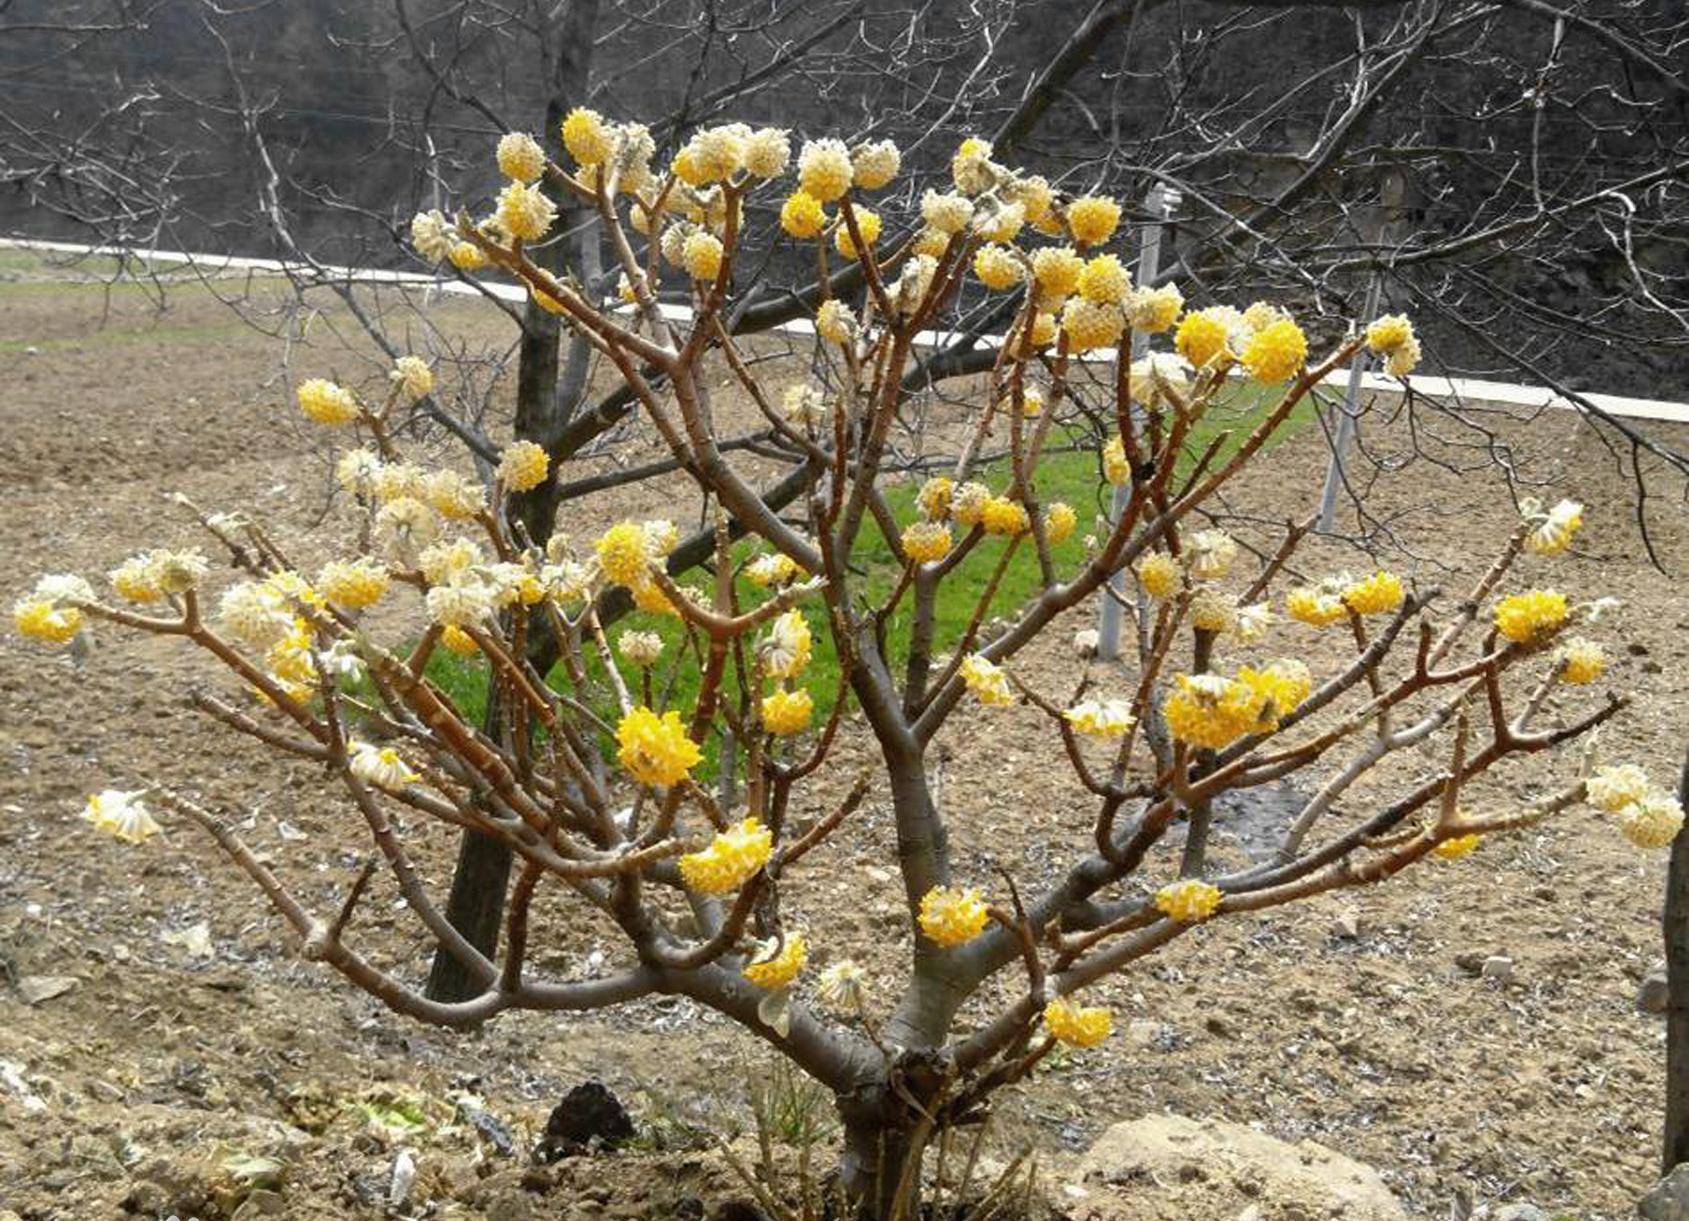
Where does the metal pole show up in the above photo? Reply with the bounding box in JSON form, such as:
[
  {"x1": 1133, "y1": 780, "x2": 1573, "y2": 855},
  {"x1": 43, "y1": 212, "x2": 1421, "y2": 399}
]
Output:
[
  {"x1": 1316, "y1": 272, "x2": 1382, "y2": 532},
  {"x1": 1097, "y1": 184, "x2": 1178, "y2": 662}
]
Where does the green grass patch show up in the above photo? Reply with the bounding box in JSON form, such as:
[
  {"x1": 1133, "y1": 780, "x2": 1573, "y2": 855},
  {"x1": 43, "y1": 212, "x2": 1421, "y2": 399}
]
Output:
[{"x1": 408, "y1": 379, "x2": 1310, "y2": 778}]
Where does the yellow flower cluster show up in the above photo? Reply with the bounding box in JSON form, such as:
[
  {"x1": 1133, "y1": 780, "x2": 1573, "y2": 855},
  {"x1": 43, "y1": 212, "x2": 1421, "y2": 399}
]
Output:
[
  {"x1": 498, "y1": 440, "x2": 550, "y2": 492},
  {"x1": 1102, "y1": 434, "x2": 1130, "y2": 486},
  {"x1": 1364, "y1": 313, "x2": 1421, "y2": 378},
  {"x1": 1044, "y1": 502, "x2": 1077, "y2": 545},
  {"x1": 960, "y1": 653, "x2": 1013, "y2": 706},
  {"x1": 743, "y1": 932, "x2": 808, "y2": 989},
  {"x1": 615, "y1": 706, "x2": 702, "y2": 787},
  {"x1": 1061, "y1": 298, "x2": 1124, "y2": 352},
  {"x1": 1619, "y1": 793, "x2": 1685, "y2": 850},
  {"x1": 1032, "y1": 245, "x2": 1083, "y2": 299},
  {"x1": 835, "y1": 207, "x2": 881, "y2": 259},
  {"x1": 1137, "y1": 551, "x2": 1181, "y2": 598},
  {"x1": 682, "y1": 231, "x2": 724, "y2": 280},
  {"x1": 1240, "y1": 318, "x2": 1307, "y2": 383},
  {"x1": 318, "y1": 558, "x2": 390, "y2": 610},
  {"x1": 797, "y1": 138, "x2": 853, "y2": 202},
  {"x1": 561, "y1": 107, "x2": 612, "y2": 165},
  {"x1": 762, "y1": 688, "x2": 814, "y2": 736},
  {"x1": 1154, "y1": 879, "x2": 1222, "y2": 922},
  {"x1": 973, "y1": 243, "x2": 1024, "y2": 291},
  {"x1": 1341, "y1": 571, "x2": 1404, "y2": 616},
  {"x1": 780, "y1": 190, "x2": 827, "y2": 239},
  {"x1": 1586, "y1": 763, "x2": 1649, "y2": 812},
  {"x1": 917, "y1": 475, "x2": 954, "y2": 521},
  {"x1": 1077, "y1": 253, "x2": 1129, "y2": 304},
  {"x1": 496, "y1": 180, "x2": 556, "y2": 242},
  {"x1": 83, "y1": 789, "x2": 162, "y2": 844},
  {"x1": 679, "y1": 817, "x2": 774, "y2": 894},
  {"x1": 1432, "y1": 833, "x2": 1482, "y2": 861},
  {"x1": 918, "y1": 886, "x2": 990, "y2": 947},
  {"x1": 761, "y1": 609, "x2": 813, "y2": 679},
  {"x1": 1175, "y1": 308, "x2": 1233, "y2": 368},
  {"x1": 1044, "y1": 997, "x2": 1113, "y2": 1048},
  {"x1": 980, "y1": 496, "x2": 1030, "y2": 537},
  {"x1": 1524, "y1": 498, "x2": 1584, "y2": 556},
  {"x1": 1493, "y1": 589, "x2": 1568, "y2": 646},
  {"x1": 902, "y1": 521, "x2": 952, "y2": 564},
  {"x1": 1163, "y1": 662, "x2": 1307, "y2": 750},
  {"x1": 596, "y1": 521, "x2": 655, "y2": 587},
  {"x1": 1065, "y1": 698, "x2": 1135, "y2": 739},
  {"x1": 496, "y1": 131, "x2": 546, "y2": 183},
  {"x1": 297, "y1": 378, "x2": 359, "y2": 426},
  {"x1": 816, "y1": 299, "x2": 856, "y2": 345},
  {"x1": 1556, "y1": 637, "x2": 1605, "y2": 685},
  {"x1": 1066, "y1": 196, "x2": 1121, "y2": 246},
  {"x1": 1286, "y1": 582, "x2": 1349, "y2": 627}
]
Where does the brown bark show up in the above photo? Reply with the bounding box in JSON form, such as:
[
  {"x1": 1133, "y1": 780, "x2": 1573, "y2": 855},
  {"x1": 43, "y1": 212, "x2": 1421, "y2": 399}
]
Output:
[{"x1": 1662, "y1": 742, "x2": 1689, "y2": 1169}]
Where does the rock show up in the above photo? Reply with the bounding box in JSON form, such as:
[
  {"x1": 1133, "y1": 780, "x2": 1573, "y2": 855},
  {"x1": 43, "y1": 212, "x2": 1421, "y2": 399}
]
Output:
[
  {"x1": 1073, "y1": 628, "x2": 1100, "y2": 658},
  {"x1": 1640, "y1": 971, "x2": 1671, "y2": 1015},
  {"x1": 1640, "y1": 1165, "x2": 1689, "y2": 1221},
  {"x1": 16, "y1": 975, "x2": 78, "y2": 1005},
  {"x1": 1493, "y1": 1205, "x2": 1549, "y2": 1221},
  {"x1": 231, "y1": 1189, "x2": 285, "y2": 1218},
  {"x1": 1331, "y1": 907, "x2": 1362, "y2": 940},
  {"x1": 1077, "y1": 1113, "x2": 1406, "y2": 1220},
  {"x1": 1455, "y1": 953, "x2": 1486, "y2": 976},
  {"x1": 533, "y1": 1082, "x2": 636, "y2": 1162},
  {"x1": 1481, "y1": 956, "x2": 1515, "y2": 985}
]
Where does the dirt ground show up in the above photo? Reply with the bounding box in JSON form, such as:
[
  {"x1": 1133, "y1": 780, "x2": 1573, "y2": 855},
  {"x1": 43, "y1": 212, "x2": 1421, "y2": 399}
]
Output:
[{"x1": 1, "y1": 255, "x2": 1687, "y2": 1220}]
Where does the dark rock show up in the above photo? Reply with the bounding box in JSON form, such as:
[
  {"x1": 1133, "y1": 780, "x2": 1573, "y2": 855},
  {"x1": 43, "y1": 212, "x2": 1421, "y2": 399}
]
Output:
[
  {"x1": 533, "y1": 1082, "x2": 636, "y2": 1162},
  {"x1": 1639, "y1": 1165, "x2": 1689, "y2": 1221},
  {"x1": 710, "y1": 1201, "x2": 769, "y2": 1221},
  {"x1": 1639, "y1": 971, "x2": 1671, "y2": 1015}
]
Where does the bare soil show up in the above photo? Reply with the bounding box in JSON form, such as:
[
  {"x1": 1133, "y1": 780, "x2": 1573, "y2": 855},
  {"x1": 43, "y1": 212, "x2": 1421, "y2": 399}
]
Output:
[{"x1": 1, "y1": 261, "x2": 1686, "y2": 1220}]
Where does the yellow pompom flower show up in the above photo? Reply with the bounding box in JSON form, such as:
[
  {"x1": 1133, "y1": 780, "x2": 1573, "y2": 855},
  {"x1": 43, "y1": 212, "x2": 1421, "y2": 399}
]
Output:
[
  {"x1": 682, "y1": 230, "x2": 724, "y2": 281},
  {"x1": 743, "y1": 932, "x2": 808, "y2": 989},
  {"x1": 1174, "y1": 308, "x2": 1232, "y2": 369},
  {"x1": 615, "y1": 706, "x2": 703, "y2": 787},
  {"x1": 919, "y1": 886, "x2": 989, "y2": 948},
  {"x1": 951, "y1": 136, "x2": 995, "y2": 193},
  {"x1": 13, "y1": 597, "x2": 82, "y2": 645},
  {"x1": 762, "y1": 687, "x2": 814, "y2": 736},
  {"x1": 440, "y1": 624, "x2": 479, "y2": 656},
  {"x1": 1162, "y1": 673, "x2": 1265, "y2": 749},
  {"x1": 1241, "y1": 318, "x2": 1307, "y2": 382},
  {"x1": 917, "y1": 475, "x2": 955, "y2": 521},
  {"x1": 951, "y1": 481, "x2": 990, "y2": 527},
  {"x1": 1365, "y1": 314, "x2": 1415, "y2": 358},
  {"x1": 390, "y1": 355, "x2": 434, "y2": 403},
  {"x1": 761, "y1": 609, "x2": 813, "y2": 679},
  {"x1": 1077, "y1": 253, "x2": 1130, "y2": 304},
  {"x1": 851, "y1": 139, "x2": 901, "y2": 189},
  {"x1": 1064, "y1": 698, "x2": 1135, "y2": 739},
  {"x1": 816, "y1": 299, "x2": 857, "y2": 345},
  {"x1": 496, "y1": 180, "x2": 557, "y2": 242},
  {"x1": 1067, "y1": 195, "x2": 1121, "y2": 246},
  {"x1": 318, "y1": 558, "x2": 390, "y2": 610},
  {"x1": 1044, "y1": 502, "x2": 1078, "y2": 545},
  {"x1": 1432, "y1": 833, "x2": 1482, "y2": 861},
  {"x1": 973, "y1": 243, "x2": 1024, "y2": 291},
  {"x1": 1618, "y1": 793, "x2": 1685, "y2": 850},
  {"x1": 449, "y1": 241, "x2": 487, "y2": 271},
  {"x1": 1237, "y1": 659, "x2": 1311, "y2": 725},
  {"x1": 297, "y1": 378, "x2": 359, "y2": 426},
  {"x1": 745, "y1": 552, "x2": 803, "y2": 589},
  {"x1": 980, "y1": 496, "x2": 1030, "y2": 537},
  {"x1": 1183, "y1": 529, "x2": 1237, "y2": 581},
  {"x1": 902, "y1": 521, "x2": 953, "y2": 564},
  {"x1": 1031, "y1": 245, "x2": 1083, "y2": 301},
  {"x1": 1044, "y1": 996, "x2": 1113, "y2": 1048},
  {"x1": 1587, "y1": 763, "x2": 1650, "y2": 812},
  {"x1": 960, "y1": 653, "x2": 1013, "y2": 706},
  {"x1": 797, "y1": 138, "x2": 853, "y2": 202},
  {"x1": 497, "y1": 439, "x2": 550, "y2": 492},
  {"x1": 83, "y1": 789, "x2": 162, "y2": 844},
  {"x1": 1341, "y1": 571, "x2": 1404, "y2": 616},
  {"x1": 1525, "y1": 498, "x2": 1584, "y2": 556},
  {"x1": 561, "y1": 107, "x2": 612, "y2": 165},
  {"x1": 835, "y1": 207, "x2": 881, "y2": 258},
  {"x1": 1102, "y1": 434, "x2": 1131, "y2": 486},
  {"x1": 921, "y1": 189, "x2": 974, "y2": 235},
  {"x1": 1286, "y1": 585, "x2": 1348, "y2": 628},
  {"x1": 1155, "y1": 879, "x2": 1222, "y2": 922},
  {"x1": 1129, "y1": 283, "x2": 1184, "y2": 333},
  {"x1": 1189, "y1": 588, "x2": 1236, "y2": 634},
  {"x1": 1137, "y1": 551, "x2": 1181, "y2": 598},
  {"x1": 596, "y1": 521, "x2": 653, "y2": 587},
  {"x1": 912, "y1": 226, "x2": 950, "y2": 259},
  {"x1": 777, "y1": 190, "x2": 827, "y2": 241},
  {"x1": 110, "y1": 554, "x2": 163, "y2": 602},
  {"x1": 1061, "y1": 298, "x2": 1124, "y2": 352},
  {"x1": 1493, "y1": 589, "x2": 1568, "y2": 645},
  {"x1": 679, "y1": 817, "x2": 774, "y2": 894},
  {"x1": 496, "y1": 132, "x2": 546, "y2": 183},
  {"x1": 1556, "y1": 637, "x2": 1605, "y2": 684}
]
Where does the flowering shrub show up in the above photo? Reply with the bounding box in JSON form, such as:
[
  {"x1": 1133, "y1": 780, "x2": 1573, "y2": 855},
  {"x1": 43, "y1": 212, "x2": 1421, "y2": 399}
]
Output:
[{"x1": 12, "y1": 114, "x2": 1676, "y2": 1214}]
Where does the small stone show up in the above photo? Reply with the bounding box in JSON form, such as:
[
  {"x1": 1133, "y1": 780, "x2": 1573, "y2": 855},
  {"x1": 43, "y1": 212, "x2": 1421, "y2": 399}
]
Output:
[
  {"x1": 1331, "y1": 908, "x2": 1361, "y2": 940},
  {"x1": 1494, "y1": 1205, "x2": 1549, "y2": 1221},
  {"x1": 1639, "y1": 1165, "x2": 1689, "y2": 1221},
  {"x1": 1204, "y1": 1015, "x2": 1235, "y2": 1039},
  {"x1": 1481, "y1": 956, "x2": 1514, "y2": 985},
  {"x1": 1454, "y1": 953, "x2": 1486, "y2": 976},
  {"x1": 1639, "y1": 971, "x2": 1671, "y2": 1015},
  {"x1": 1125, "y1": 1019, "x2": 1161, "y2": 1048},
  {"x1": 1073, "y1": 628, "x2": 1100, "y2": 658},
  {"x1": 533, "y1": 1082, "x2": 635, "y2": 1162},
  {"x1": 16, "y1": 975, "x2": 78, "y2": 1005}
]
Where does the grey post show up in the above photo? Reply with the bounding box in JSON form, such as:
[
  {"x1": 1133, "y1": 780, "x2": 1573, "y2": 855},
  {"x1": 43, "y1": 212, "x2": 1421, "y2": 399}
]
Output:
[
  {"x1": 1316, "y1": 272, "x2": 1382, "y2": 532},
  {"x1": 1096, "y1": 184, "x2": 1179, "y2": 661}
]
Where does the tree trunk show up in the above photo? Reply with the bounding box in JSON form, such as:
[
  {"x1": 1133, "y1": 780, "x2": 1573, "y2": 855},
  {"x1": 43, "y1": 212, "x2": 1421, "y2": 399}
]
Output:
[
  {"x1": 1662, "y1": 743, "x2": 1689, "y2": 1169},
  {"x1": 425, "y1": 0, "x2": 602, "y2": 1003},
  {"x1": 838, "y1": 1092, "x2": 918, "y2": 1221}
]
